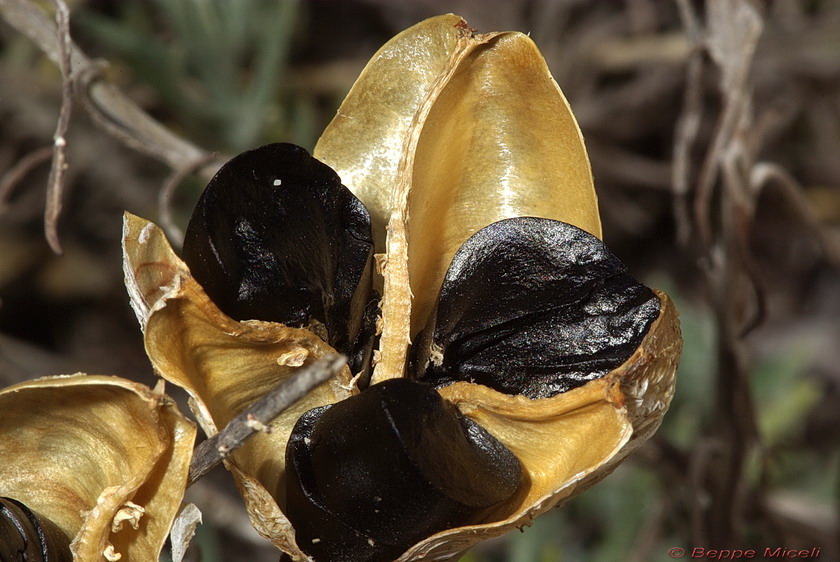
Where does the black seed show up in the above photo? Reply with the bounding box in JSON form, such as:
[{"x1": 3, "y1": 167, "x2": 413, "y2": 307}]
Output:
[
  {"x1": 182, "y1": 143, "x2": 377, "y2": 367},
  {"x1": 410, "y1": 217, "x2": 660, "y2": 399},
  {"x1": 284, "y1": 379, "x2": 522, "y2": 561},
  {"x1": 1, "y1": 497, "x2": 72, "y2": 562}
]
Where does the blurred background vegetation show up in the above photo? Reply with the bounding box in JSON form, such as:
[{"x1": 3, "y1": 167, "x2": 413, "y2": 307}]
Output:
[{"x1": 1, "y1": 1, "x2": 838, "y2": 560}]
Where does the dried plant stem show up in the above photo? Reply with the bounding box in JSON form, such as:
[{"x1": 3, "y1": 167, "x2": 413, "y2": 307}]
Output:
[
  {"x1": 673, "y1": 0, "x2": 705, "y2": 246},
  {"x1": 186, "y1": 354, "x2": 347, "y2": 487},
  {"x1": 0, "y1": 146, "x2": 53, "y2": 210},
  {"x1": 675, "y1": 0, "x2": 766, "y2": 548},
  {"x1": 158, "y1": 153, "x2": 219, "y2": 245},
  {"x1": 43, "y1": 0, "x2": 72, "y2": 254},
  {"x1": 672, "y1": 52, "x2": 704, "y2": 244},
  {"x1": 0, "y1": 0, "x2": 223, "y2": 180},
  {"x1": 751, "y1": 162, "x2": 840, "y2": 269},
  {"x1": 706, "y1": 197, "x2": 758, "y2": 545},
  {"x1": 692, "y1": 0, "x2": 763, "y2": 250}
]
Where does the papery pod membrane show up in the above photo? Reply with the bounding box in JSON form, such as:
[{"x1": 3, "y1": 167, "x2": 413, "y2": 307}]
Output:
[
  {"x1": 122, "y1": 213, "x2": 354, "y2": 557},
  {"x1": 314, "y1": 14, "x2": 601, "y2": 384},
  {"x1": 0, "y1": 374, "x2": 195, "y2": 561}
]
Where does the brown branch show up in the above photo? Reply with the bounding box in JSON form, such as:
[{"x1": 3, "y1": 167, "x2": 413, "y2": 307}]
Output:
[
  {"x1": 699, "y1": 120, "x2": 762, "y2": 549},
  {"x1": 43, "y1": 0, "x2": 72, "y2": 254},
  {"x1": 158, "y1": 153, "x2": 219, "y2": 245},
  {"x1": 671, "y1": 50, "x2": 703, "y2": 247},
  {"x1": 687, "y1": 438, "x2": 718, "y2": 545},
  {"x1": 0, "y1": 146, "x2": 53, "y2": 211},
  {"x1": 187, "y1": 354, "x2": 347, "y2": 487},
  {"x1": 673, "y1": 0, "x2": 705, "y2": 247},
  {"x1": 692, "y1": 0, "x2": 763, "y2": 250},
  {"x1": 670, "y1": 1, "x2": 769, "y2": 548},
  {"x1": 751, "y1": 162, "x2": 840, "y2": 270},
  {"x1": 0, "y1": 0, "x2": 223, "y2": 179},
  {"x1": 720, "y1": 148, "x2": 766, "y2": 338}
]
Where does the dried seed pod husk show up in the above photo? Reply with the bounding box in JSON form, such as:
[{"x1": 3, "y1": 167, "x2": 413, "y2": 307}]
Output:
[
  {"x1": 0, "y1": 374, "x2": 195, "y2": 561},
  {"x1": 122, "y1": 213, "x2": 354, "y2": 558},
  {"x1": 122, "y1": 13, "x2": 682, "y2": 561}
]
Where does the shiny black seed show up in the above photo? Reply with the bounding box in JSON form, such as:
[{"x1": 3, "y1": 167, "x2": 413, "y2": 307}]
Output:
[
  {"x1": 284, "y1": 379, "x2": 521, "y2": 561},
  {"x1": 411, "y1": 217, "x2": 660, "y2": 399},
  {"x1": 182, "y1": 143, "x2": 377, "y2": 367},
  {"x1": 1, "y1": 497, "x2": 71, "y2": 562}
]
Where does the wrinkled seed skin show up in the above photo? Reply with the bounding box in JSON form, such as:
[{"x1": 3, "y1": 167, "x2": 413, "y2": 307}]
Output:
[
  {"x1": 412, "y1": 217, "x2": 660, "y2": 398},
  {"x1": 182, "y1": 143, "x2": 377, "y2": 367},
  {"x1": 284, "y1": 379, "x2": 522, "y2": 562}
]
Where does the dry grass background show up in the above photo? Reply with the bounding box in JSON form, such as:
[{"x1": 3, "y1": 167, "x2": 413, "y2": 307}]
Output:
[{"x1": 1, "y1": 1, "x2": 839, "y2": 560}]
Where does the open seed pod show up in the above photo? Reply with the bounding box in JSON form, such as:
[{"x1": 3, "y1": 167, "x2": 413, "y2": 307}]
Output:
[
  {"x1": 122, "y1": 13, "x2": 681, "y2": 562},
  {"x1": 0, "y1": 374, "x2": 195, "y2": 561}
]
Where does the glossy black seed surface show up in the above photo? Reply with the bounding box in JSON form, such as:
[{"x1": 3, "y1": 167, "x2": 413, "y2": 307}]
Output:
[
  {"x1": 182, "y1": 143, "x2": 376, "y2": 361},
  {"x1": 284, "y1": 379, "x2": 522, "y2": 562},
  {"x1": 0, "y1": 497, "x2": 71, "y2": 562},
  {"x1": 411, "y1": 217, "x2": 660, "y2": 399}
]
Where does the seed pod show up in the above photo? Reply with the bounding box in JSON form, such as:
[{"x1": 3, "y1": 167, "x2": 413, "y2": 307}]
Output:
[
  {"x1": 0, "y1": 375, "x2": 195, "y2": 561},
  {"x1": 123, "y1": 13, "x2": 682, "y2": 562},
  {"x1": 314, "y1": 14, "x2": 602, "y2": 380}
]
